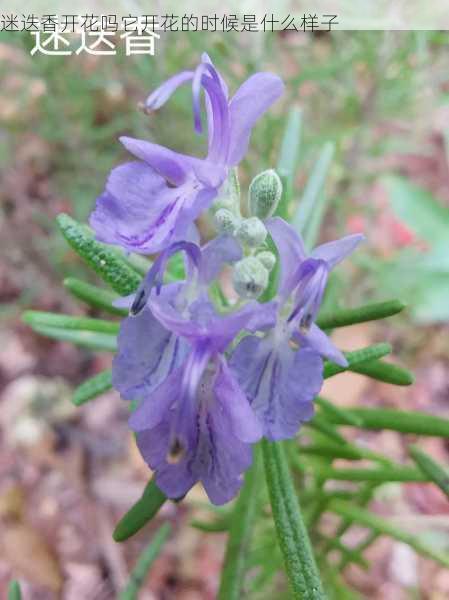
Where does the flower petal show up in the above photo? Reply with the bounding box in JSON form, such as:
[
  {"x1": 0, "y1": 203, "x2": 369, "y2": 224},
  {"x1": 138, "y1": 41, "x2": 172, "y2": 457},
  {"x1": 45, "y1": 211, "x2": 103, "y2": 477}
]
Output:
[
  {"x1": 214, "y1": 358, "x2": 262, "y2": 443},
  {"x1": 113, "y1": 302, "x2": 187, "y2": 402},
  {"x1": 311, "y1": 233, "x2": 365, "y2": 269},
  {"x1": 230, "y1": 335, "x2": 323, "y2": 440},
  {"x1": 137, "y1": 422, "x2": 197, "y2": 500},
  {"x1": 199, "y1": 235, "x2": 242, "y2": 284},
  {"x1": 266, "y1": 217, "x2": 306, "y2": 299},
  {"x1": 90, "y1": 161, "x2": 204, "y2": 254},
  {"x1": 294, "y1": 324, "x2": 348, "y2": 367},
  {"x1": 128, "y1": 366, "x2": 184, "y2": 432},
  {"x1": 227, "y1": 73, "x2": 284, "y2": 165},
  {"x1": 135, "y1": 356, "x2": 253, "y2": 505},
  {"x1": 120, "y1": 137, "x2": 191, "y2": 186},
  {"x1": 145, "y1": 70, "x2": 194, "y2": 110}
]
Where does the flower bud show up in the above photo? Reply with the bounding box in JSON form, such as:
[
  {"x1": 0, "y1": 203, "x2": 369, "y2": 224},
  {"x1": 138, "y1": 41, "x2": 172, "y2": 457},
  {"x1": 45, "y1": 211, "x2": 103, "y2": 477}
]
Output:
[
  {"x1": 256, "y1": 250, "x2": 276, "y2": 272},
  {"x1": 248, "y1": 169, "x2": 282, "y2": 219},
  {"x1": 214, "y1": 208, "x2": 239, "y2": 235},
  {"x1": 232, "y1": 256, "x2": 269, "y2": 299},
  {"x1": 236, "y1": 217, "x2": 267, "y2": 248}
]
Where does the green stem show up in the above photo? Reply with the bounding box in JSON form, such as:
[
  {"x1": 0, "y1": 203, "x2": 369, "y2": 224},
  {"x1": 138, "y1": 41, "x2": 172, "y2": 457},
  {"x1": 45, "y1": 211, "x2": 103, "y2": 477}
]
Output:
[
  {"x1": 218, "y1": 445, "x2": 263, "y2": 600},
  {"x1": 262, "y1": 439, "x2": 327, "y2": 599}
]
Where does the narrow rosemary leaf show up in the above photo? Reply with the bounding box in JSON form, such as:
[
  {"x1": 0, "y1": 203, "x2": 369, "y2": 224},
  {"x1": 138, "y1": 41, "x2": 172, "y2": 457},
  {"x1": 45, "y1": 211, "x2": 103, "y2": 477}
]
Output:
[
  {"x1": 292, "y1": 142, "x2": 335, "y2": 235},
  {"x1": 409, "y1": 445, "x2": 449, "y2": 498},
  {"x1": 262, "y1": 440, "x2": 327, "y2": 599},
  {"x1": 315, "y1": 396, "x2": 362, "y2": 427},
  {"x1": 64, "y1": 277, "x2": 128, "y2": 316},
  {"x1": 326, "y1": 407, "x2": 449, "y2": 437},
  {"x1": 301, "y1": 488, "x2": 355, "y2": 503},
  {"x1": 299, "y1": 444, "x2": 365, "y2": 461},
  {"x1": 218, "y1": 445, "x2": 263, "y2": 600},
  {"x1": 72, "y1": 370, "x2": 113, "y2": 406},
  {"x1": 306, "y1": 415, "x2": 348, "y2": 445},
  {"x1": 330, "y1": 500, "x2": 449, "y2": 568},
  {"x1": 316, "y1": 299, "x2": 405, "y2": 330},
  {"x1": 276, "y1": 107, "x2": 302, "y2": 220},
  {"x1": 113, "y1": 478, "x2": 167, "y2": 542},
  {"x1": 190, "y1": 518, "x2": 229, "y2": 533},
  {"x1": 57, "y1": 213, "x2": 141, "y2": 296},
  {"x1": 303, "y1": 187, "x2": 332, "y2": 250},
  {"x1": 349, "y1": 360, "x2": 414, "y2": 386},
  {"x1": 29, "y1": 325, "x2": 117, "y2": 352},
  {"x1": 23, "y1": 311, "x2": 119, "y2": 334},
  {"x1": 8, "y1": 581, "x2": 22, "y2": 600},
  {"x1": 317, "y1": 465, "x2": 428, "y2": 483},
  {"x1": 299, "y1": 443, "x2": 391, "y2": 466},
  {"x1": 119, "y1": 523, "x2": 171, "y2": 600},
  {"x1": 323, "y1": 343, "x2": 392, "y2": 379}
]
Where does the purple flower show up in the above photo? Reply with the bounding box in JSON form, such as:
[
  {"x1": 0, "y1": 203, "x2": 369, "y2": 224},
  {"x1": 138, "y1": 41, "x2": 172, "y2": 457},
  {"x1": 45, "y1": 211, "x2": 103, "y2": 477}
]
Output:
[
  {"x1": 113, "y1": 238, "x2": 275, "y2": 504},
  {"x1": 230, "y1": 217, "x2": 364, "y2": 440},
  {"x1": 89, "y1": 53, "x2": 284, "y2": 255}
]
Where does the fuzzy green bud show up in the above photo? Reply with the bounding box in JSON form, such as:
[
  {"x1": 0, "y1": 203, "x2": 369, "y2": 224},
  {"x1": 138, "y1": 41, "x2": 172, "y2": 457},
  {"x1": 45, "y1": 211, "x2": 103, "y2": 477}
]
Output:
[
  {"x1": 256, "y1": 251, "x2": 276, "y2": 272},
  {"x1": 214, "y1": 208, "x2": 239, "y2": 235},
  {"x1": 232, "y1": 256, "x2": 269, "y2": 299},
  {"x1": 248, "y1": 169, "x2": 282, "y2": 219},
  {"x1": 236, "y1": 217, "x2": 267, "y2": 248}
]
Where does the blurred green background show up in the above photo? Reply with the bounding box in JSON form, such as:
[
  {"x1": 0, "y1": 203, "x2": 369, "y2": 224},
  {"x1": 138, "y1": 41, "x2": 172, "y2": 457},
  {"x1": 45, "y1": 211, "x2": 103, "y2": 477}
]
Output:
[{"x1": 0, "y1": 30, "x2": 449, "y2": 599}]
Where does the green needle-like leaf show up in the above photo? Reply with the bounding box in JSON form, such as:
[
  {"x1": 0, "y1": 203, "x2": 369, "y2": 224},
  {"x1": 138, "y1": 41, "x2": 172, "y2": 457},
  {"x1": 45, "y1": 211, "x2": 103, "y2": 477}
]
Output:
[
  {"x1": 28, "y1": 325, "x2": 117, "y2": 352},
  {"x1": 323, "y1": 343, "x2": 392, "y2": 379},
  {"x1": 72, "y1": 370, "x2": 113, "y2": 406},
  {"x1": 315, "y1": 396, "x2": 362, "y2": 427},
  {"x1": 119, "y1": 523, "x2": 171, "y2": 600},
  {"x1": 218, "y1": 445, "x2": 263, "y2": 600},
  {"x1": 262, "y1": 439, "x2": 327, "y2": 599},
  {"x1": 349, "y1": 360, "x2": 414, "y2": 386},
  {"x1": 23, "y1": 311, "x2": 119, "y2": 334},
  {"x1": 316, "y1": 465, "x2": 428, "y2": 483},
  {"x1": 299, "y1": 444, "x2": 382, "y2": 463},
  {"x1": 57, "y1": 213, "x2": 141, "y2": 296},
  {"x1": 409, "y1": 445, "x2": 449, "y2": 498},
  {"x1": 8, "y1": 581, "x2": 22, "y2": 600},
  {"x1": 190, "y1": 518, "x2": 229, "y2": 533},
  {"x1": 64, "y1": 277, "x2": 128, "y2": 316},
  {"x1": 293, "y1": 142, "x2": 335, "y2": 236},
  {"x1": 113, "y1": 477, "x2": 167, "y2": 542},
  {"x1": 276, "y1": 107, "x2": 302, "y2": 220},
  {"x1": 316, "y1": 299, "x2": 405, "y2": 330},
  {"x1": 329, "y1": 500, "x2": 449, "y2": 568},
  {"x1": 306, "y1": 415, "x2": 348, "y2": 445},
  {"x1": 326, "y1": 407, "x2": 449, "y2": 437}
]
